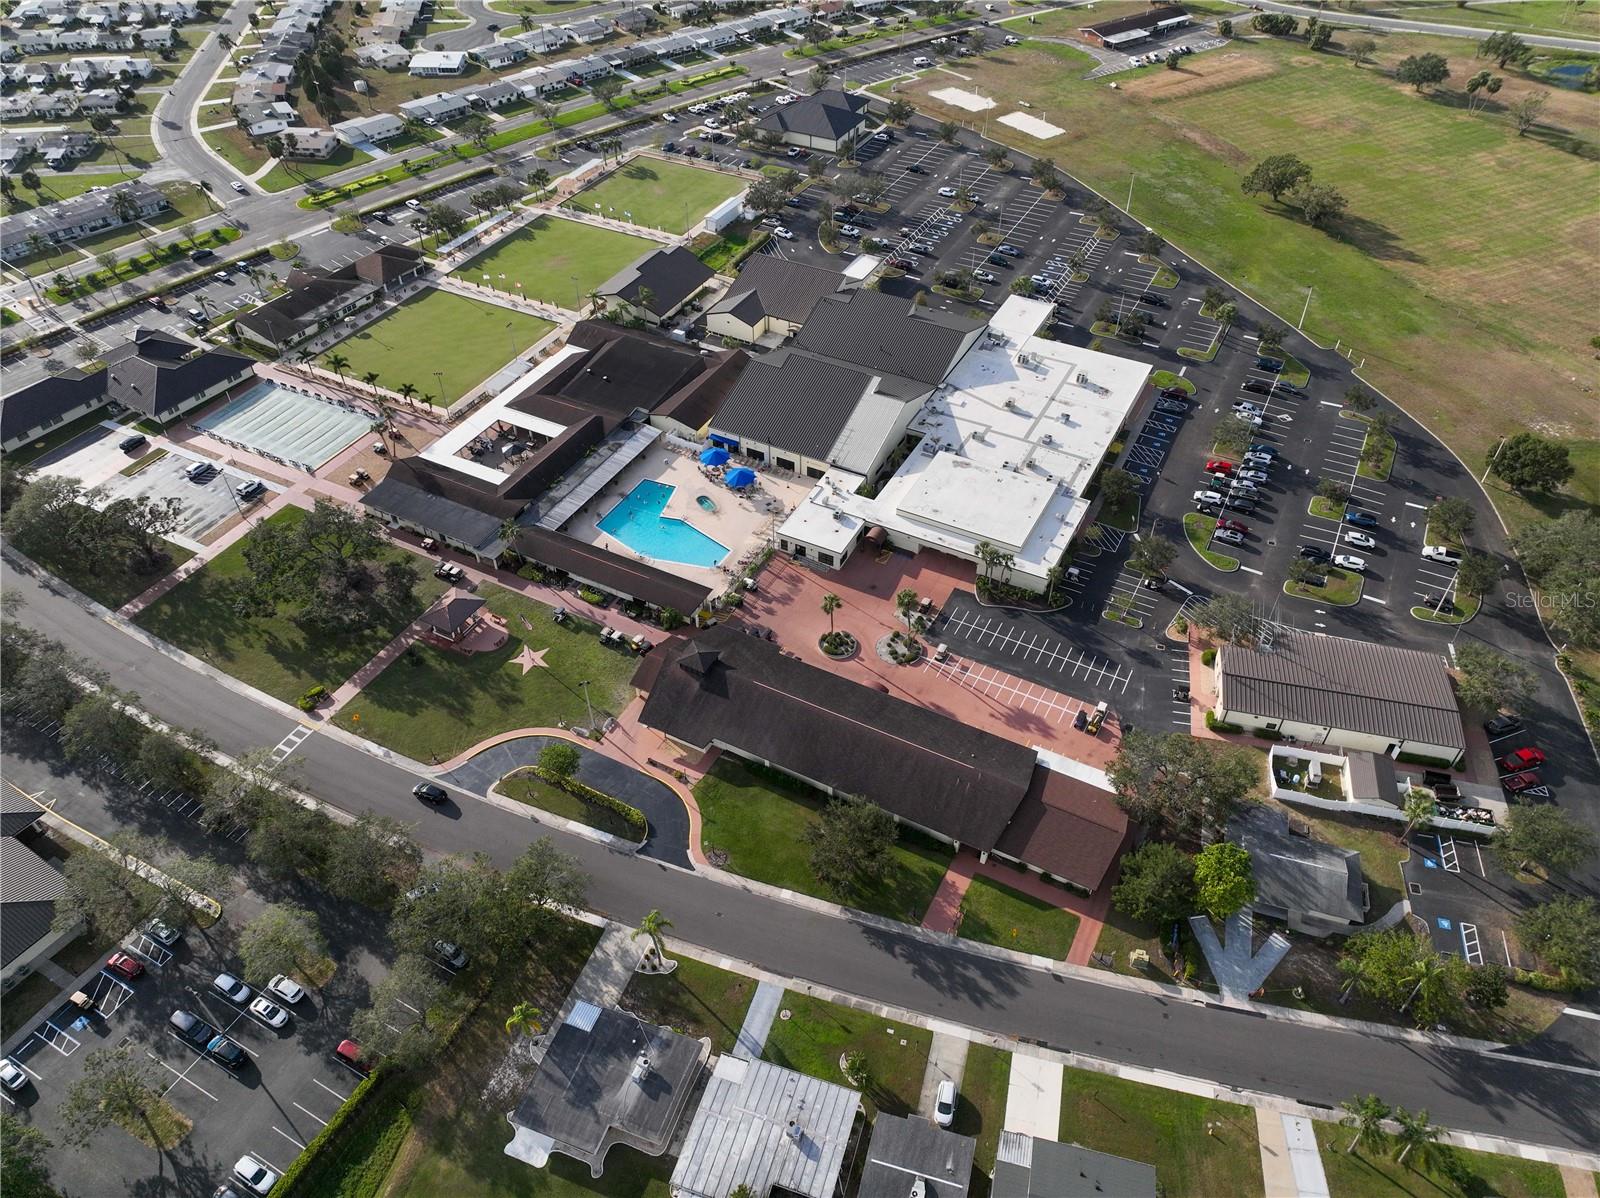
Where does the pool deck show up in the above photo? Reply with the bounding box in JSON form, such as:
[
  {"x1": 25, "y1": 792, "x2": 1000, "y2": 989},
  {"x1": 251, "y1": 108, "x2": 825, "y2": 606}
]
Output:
[{"x1": 562, "y1": 446, "x2": 814, "y2": 595}]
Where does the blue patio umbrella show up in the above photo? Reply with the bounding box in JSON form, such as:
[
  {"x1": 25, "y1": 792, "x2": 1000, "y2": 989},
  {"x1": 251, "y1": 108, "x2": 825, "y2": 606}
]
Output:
[
  {"x1": 724, "y1": 466, "x2": 757, "y2": 489},
  {"x1": 699, "y1": 446, "x2": 730, "y2": 466}
]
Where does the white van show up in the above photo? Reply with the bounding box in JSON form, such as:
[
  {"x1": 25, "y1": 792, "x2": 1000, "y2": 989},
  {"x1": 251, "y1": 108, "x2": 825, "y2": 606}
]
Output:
[
  {"x1": 1422, "y1": 545, "x2": 1462, "y2": 565},
  {"x1": 912, "y1": 55, "x2": 933, "y2": 68}
]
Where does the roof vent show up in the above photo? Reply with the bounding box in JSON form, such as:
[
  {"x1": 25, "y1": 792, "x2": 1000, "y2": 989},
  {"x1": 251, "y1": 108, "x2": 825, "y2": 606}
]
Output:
[
  {"x1": 787, "y1": 1120, "x2": 804, "y2": 1144},
  {"x1": 630, "y1": 1052, "x2": 650, "y2": 1083},
  {"x1": 910, "y1": 1181, "x2": 926, "y2": 1198}
]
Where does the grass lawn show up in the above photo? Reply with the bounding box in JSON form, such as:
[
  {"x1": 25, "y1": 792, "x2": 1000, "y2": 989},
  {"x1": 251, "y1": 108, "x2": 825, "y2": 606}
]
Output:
[
  {"x1": 958, "y1": 873, "x2": 1080, "y2": 959},
  {"x1": 452, "y1": 216, "x2": 655, "y2": 311},
  {"x1": 694, "y1": 758, "x2": 954, "y2": 925},
  {"x1": 1093, "y1": 908, "x2": 1172, "y2": 979},
  {"x1": 1285, "y1": 566, "x2": 1363, "y2": 606},
  {"x1": 762, "y1": 991, "x2": 931, "y2": 1118},
  {"x1": 499, "y1": 768, "x2": 643, "y2": 840},
  {"x1": 895, "y1": 32, "x2": 1600, "y2": 543},
  {"x1": 1309, "y1": 494, "x2": 1345, "y2": 520},
  {"x1": 0, "y1": 971, "x2": 60, "y2": 1041},
  {"x1": 333, "y1": 584, "x2": 637, "y2": 762},
  {"x1": 16, "y1": 528, "x2": 193, "y2": 610},
  {"x1": 303, "y1": 918, "x2": 620, "y2": 1198},
  {"x1": 202, "y1": 125, "x2": 269, "y2": 174},
  {"x1": 4, "y1": 169, "x2": 139, "y2": 210},
  {"x1": 1412, "y1": 592, "x2": 1482, "y2": 625},
  {"x1": 951, "y1": 1042, "x2": 1011, "y2": 1176},
  {"x1": 1059, "y1": 1068, "x2": 1259, "y2": 1198},
  {"x1": 1097, "y1": 493, "x2": 1139, "y2": 532},
  {"x1": 1150, "y1": 369, "x2": 1194, "y2": 394},
  {"x1": 258, "y1": 144, "x2": 374, "y2": 193},
  {"x1": 324, "y1": 288, "x2": 554, "y2": 403},
  {"x1": 135, "y1": 507, "x2": 447, "y2": 704},
  {"x1": 619, "y1": 955, "x2": 756, "y2": 1055},
  {"x1": 121, "y1": 1095, "x2": 191, "y2": 1150},
  {"x1": 564, "y1": 158, "x2": 745, "y2": 234},
  {"x1": 1183, "y1": 511, "x2": 1241, "y2": 571},
  {"x1": 1312, "y1": 1113, "x2": 1565, "y2": 1198}
]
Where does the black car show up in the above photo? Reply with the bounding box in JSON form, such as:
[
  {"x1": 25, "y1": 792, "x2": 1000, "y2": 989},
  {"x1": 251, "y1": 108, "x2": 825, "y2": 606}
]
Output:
[
  {"x1": 1344, "y1": 510, "x2": 1379, "y2": 528},
  {"x1": 1256, "y1": 356, "x2": 1284, "y2": 372},
  {"x1": 784, "y1": 197, "x2": 803, "y2": 207},
  {"x1": 1224, "y1": 498, "x2": 1256, "y2": 514},
  {"x1": 119, "y1": 433, "x2": 149, "y2": 453},
  {"x1": 1484, "y1": 713, "x2": 1525, "y2": 738},
  {"x1": 985, "y1": 253, "x2": 1012, "y2": 268},
  {"x1": 906, "y1": 163, "x2": 926, "y2": 174},
  {"x1": 1139, "y1": 292, "x2": 1168, "y2": 307},
  {"x1": 1242, "y1": 379, "x2": 1273, "y2": 395},
  {"x1": 169, "y1": 1009, "x2": 215, "y2": 1048},
  {"x1": 412, "y1": 782, "x2": 448, "y2": 805},
  {"x1": 1158, "y1": 387, "x2": 1189, "y2": 401},
  {"x1": 206, "y1": 1035, "x2": 247, "y2": 1071},
  {"x1": 662, "y1": 140, "x2": 676, "y2": 152},
  {"x1": 1298, "y1": 545, "x2": 1331, "y2": 562},
  {"x1": 1420, "y1": 594, "x2": 1458, "y2": 614}
]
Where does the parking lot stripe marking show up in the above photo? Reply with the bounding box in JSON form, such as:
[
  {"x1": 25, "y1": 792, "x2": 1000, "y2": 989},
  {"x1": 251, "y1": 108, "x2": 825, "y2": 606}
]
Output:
[
  {"x1": 1360, "y1": 594, "x2": 1388, "y2": 605},
  {"x1": 1563, "y1": 1007, "x2": 1600, "y2": 1021},
  {"x1": 293, "y1": 1102, "x2": 330, "y2": 1126},
  {"x1": 274, "y1": 1125, "x2": 308, "y2": 1150},
  {"x1": 312, "y1": 1077, "x2": 350, "y2": 1102},
  {"x1": 148, "y1": 1053, "x2": 219, "y2": 1101},
  {"x1": 1405, "y1": 501, "x2": 1429, "y2": 510},
  {"x1": 1238, "y1": 566, "x2": 1263, "y2": 576}
]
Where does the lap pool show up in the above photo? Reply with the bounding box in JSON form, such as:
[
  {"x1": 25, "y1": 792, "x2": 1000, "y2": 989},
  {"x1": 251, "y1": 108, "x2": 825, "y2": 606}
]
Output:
[
  {"x1": 597, "y1": 480, "x2": 730, "y2": 568},
  {"x1": 194, "y1": 380, "x2": 372, "y2": 469}
]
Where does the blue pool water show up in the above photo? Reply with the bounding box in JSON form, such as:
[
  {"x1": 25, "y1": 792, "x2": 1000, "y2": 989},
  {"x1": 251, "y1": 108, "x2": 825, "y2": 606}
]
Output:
[{"x1": 598, "y1": 480, "x2": 730, "y2": 568}]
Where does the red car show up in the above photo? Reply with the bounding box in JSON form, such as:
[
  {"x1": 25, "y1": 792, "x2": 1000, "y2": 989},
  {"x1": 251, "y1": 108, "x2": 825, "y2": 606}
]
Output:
[
  {"x1": 1215, "y1": 518, "x2": 1249, "y2": 534},
  {"x1": 105, "y1": 952, "x2": 144, "y2": 980},
  {"x1": 1498, "y1": 747, "x2": 1546, "y2": 772},
  {"x1": 335, "y1": 1039, "x2": 372, "y2": 1076},
  {"x1": 1204, "y1": 459, "x2": 1235, "y2": 475},
  {"x1": 1502, "y1": 770, "x2": 1542, "y2": 793}
]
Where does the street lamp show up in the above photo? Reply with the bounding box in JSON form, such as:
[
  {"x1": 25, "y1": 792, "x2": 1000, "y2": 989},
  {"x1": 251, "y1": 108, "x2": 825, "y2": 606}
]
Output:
[
  {"x1": 433, "y1": 368, "x2": 445, "y2": 403},
  {"x1": 579, "y1": 679, "x2": 596, "y2": 733}
]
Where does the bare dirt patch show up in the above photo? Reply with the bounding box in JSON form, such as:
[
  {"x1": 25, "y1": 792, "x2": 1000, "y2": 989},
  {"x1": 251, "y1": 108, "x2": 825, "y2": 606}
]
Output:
[{"x1": 1122, "y1": 52, "x2": 1277, "y2": 100}]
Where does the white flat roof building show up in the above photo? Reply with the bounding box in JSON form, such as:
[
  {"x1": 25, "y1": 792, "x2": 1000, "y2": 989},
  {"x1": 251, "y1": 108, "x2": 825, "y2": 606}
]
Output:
[{"x1": 776, "y1": 296, "x2": 1151, "y2": 588}]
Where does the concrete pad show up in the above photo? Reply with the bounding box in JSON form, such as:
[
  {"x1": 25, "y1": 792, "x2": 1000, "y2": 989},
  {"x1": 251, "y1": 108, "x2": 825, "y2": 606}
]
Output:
[
  {"x1": 732, "y1": 980, "x2": 783, "y2": 1060},
  {"x1": 1003, "y1": 1052, "x2": 1061, "y2": 1139},
  {"x1": 998, "y1": 111, "x2": 1065, "y2": 139},
  {"x1": 918, "y1": 1031, "x2": 970, "y2": 1117},
  {"x1": 929, "y1": 85, "x2": 996, "y2": 112},
  {"x1": 1283, "y1": 1114, "x2": 1331, "y2": 1198},
  {"x1": 1255, "y1": 1108, "x2": 1298, "y2": 1198}
]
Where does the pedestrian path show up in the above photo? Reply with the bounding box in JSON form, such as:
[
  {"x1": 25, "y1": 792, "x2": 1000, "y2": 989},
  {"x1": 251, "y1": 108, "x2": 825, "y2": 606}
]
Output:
[
  {"x1": 1003, "y1": 1052, "x2": 1060, "y2": 1140},
  {"x1": 1563, "y1": 1166, "x2": 1600, "y2": 1198},
  {"x1": 918, "y1": 1030, "x2": 970, "y2": 1117},
  {"x1": 314, "y1": 617, "x2": 428, "y2": 718},
  {"x1": 1190, "y1": 908, "x2": 1291, "y2": 1005},
  {"x1": 1257, "y1": 1109, "x2": 1332, "y2": 1198},
  {"x1": 732, "y1": 980, "x2": 783, "y2": 1060},
  {"x1": 568, "y1": 922, "x2": 647, "y2": 1012}
]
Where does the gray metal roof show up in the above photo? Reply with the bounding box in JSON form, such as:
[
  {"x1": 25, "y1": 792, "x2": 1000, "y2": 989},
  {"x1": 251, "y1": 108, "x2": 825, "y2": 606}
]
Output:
[
  {"x1": 709, "y1": 348, "x2": 878, "y2": 460},
  {"x1": 671, "y1": 1056, "x2": 860, "y2": 1198},
  {"x1": 993, "y1": 1132, "x2": 1159, "y2": 1198},
  {"x1": 596, "y1": 245, "x2": 713, "y2": 317},
  {"x1": 755, "y1": 88, "x2": 869, "y2": 142},
  {"x1": 1229, "y1": 804, "x2": 1364, "y2": 926},
  {"x1": 1, "y1": 836, "x2": 67, "y2": 970},
  {"x1": 1218, "y1": 630, "x2": 1466, "y2": 752},
  {"x1": 858, "y1": 1114, "x2": 976, "y2": 1198},
  {"x1": 792, "y1": 289, "x2": 984, "y2": 388},
  {"x1": 707, "y1": 256, "x2": 845, "y2": 325}
]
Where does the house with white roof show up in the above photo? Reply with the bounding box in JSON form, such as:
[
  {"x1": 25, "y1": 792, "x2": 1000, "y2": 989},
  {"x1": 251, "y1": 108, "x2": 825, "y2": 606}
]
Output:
[{"x1": 409, "y1": 49, "x2": 469, "y2": 76}]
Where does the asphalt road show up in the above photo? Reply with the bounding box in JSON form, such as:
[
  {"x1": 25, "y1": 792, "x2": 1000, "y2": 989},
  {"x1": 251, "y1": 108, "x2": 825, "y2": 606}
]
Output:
[
  {"x1": 4, "y1": 558, "x2": 1598, "y2": 1156},
  {"x1": 1250, "y1": 0, "x2": 1600, "y2": 51}
]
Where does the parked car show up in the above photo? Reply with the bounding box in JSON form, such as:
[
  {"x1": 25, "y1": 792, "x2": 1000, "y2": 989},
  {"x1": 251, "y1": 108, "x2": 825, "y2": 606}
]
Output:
[
  {"x1": 973, "y1": 269, "x2": 999, "y2": 284},
  {"x1": 1242, "y1": 452, "x2": 1274, "y2": 467},
  {"x1": 1155, "y1": 399, "x2": 1188, "y2": 414},
  {"x1": 838, "y1": 223, "x2": 862, "y2": 238},
  {"x1": 1248, "y1": 443, "x2": 1279, "y2": 458},
  {"x1": 267, "y1": 974, "x2": 305, "y2": 1004},
  {"x1": 1420, "y1": 593, "x2": 1458, "y2": 614},
  {"x1": 1298, "y1": 545, "x2": 1331, "y2": 562},
  {"x1": 1502, "y1": 770, "x2": 1542, "y2": 794},
  {"x1": 189, "y1": 248, "x2": 215, "y2": 263},
  {"x1": 249, "y1": 997, "x2": 290, "y2": 1029},
  {"x1": 1214, "y1": 528, "x2": 1246, "y2": 546},
  {"x1": 1422, "y1": 545, "x2": 1462, "y2": 565},
  {"x1": 147, "y1": 918, "x2": 181, "y2": 947},
  {"x1": 1158, "y1": 387, "x2": 1189, "y2": 401},
  {"x1": 1498, "y1": 747, "x2": 1546, "y2": 772},
  {"x1": 1484, "y1": 713, "x2": 1524, "y2": 738},
  {"x1": 335, "y1": 1039, "x2": 372, "y2": 1076},
  {"x1": 1204, "y1": 459, "x2": 1234, "y2": 475},
  {"x1": 1344, "y1": 510, "x2": 1379, "y2": 528},
  {"x1": 105, "y1": 951, "x2": 144, "y2": 980},
  {"x1": 169, "y1": 1009, "x2": 215, "y2": 1048},
  {"x1": 985, "y1": 252, "x2": 1013, "y2": 268},
  {"x1": 1241, "y1": 379, "x2": 1274, "y2": 396},
  {"x1": 1224, "y1": 497, "x2": 1256, "y2": 514},
  {"x1": 1333, "y1": 554, "x2": 1366, "y2": 572},
  {"x1": 996, "y1": 244, "x2": 1022, "y2": 256},
  {"x1": 934, "y1": 1079, "x2": 957, "y2": 1128},
  {"x1": 212, "y1": 973, "x2": 252, "y2": 1004},
  {"x1": 413, "y1": 782, "x2": 448, "y2": 805},
  {"x1": 1139, "y1": 292, "x2": 1168, "y2": 307},
  {"x1": 1256, "y1": 356, "x2": 1284, "y2": 372},
  {"x1": 772, "y1": 226, "x2": 794, "y2": 240},
  {"x1": 1234, "y1": 412, "x2": 1264, "y2": 427},
  {"x1": 1193, "y1": 489, "x2": 1224, "y2": 507},
  {"x1": 1343, "y1": 530, "x2": 1376, "y2": 549},
  {"x1": 1, "y1": 1059, "x2": 28, "y2": 1092},
  {"x1": 937, "y1": 186, "x2": 959, "y2": 199},
  {"x1": 1238, "y1": 468, "x2": 1270, "y2": 483},
  {"x1": 1004, "y1": 34, "x2": 1021, "y2": 44},
  {"x1": 207, "y1": 1034, "x2": 247, "y2": 1071},
  {"x1": 434, "y1": 562, "x2": 465, "y2": 583},
  {"x1": 1216, "y1": 518, "x2": 1249, "y2": 534},
  {"x1": 234, "y1": 480, "x2": 266, "y2": 502},
  {"x1": 431, "y1": 940, "x2": 468, "y2": 970},
  {"x1": 118, "y1": 433, "x2": 149, "y2": 453},
  {"x1": 233, "y1": 1155, "x2": 280, "y2": 1196}
]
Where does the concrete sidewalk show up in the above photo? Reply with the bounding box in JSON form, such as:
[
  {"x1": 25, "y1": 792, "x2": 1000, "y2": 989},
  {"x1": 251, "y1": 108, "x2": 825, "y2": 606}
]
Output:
[
  {"x1": 1257, "y1": 1108, "x2": 1331, "y2": 1198},
  {"x1": 732, "y1": 979, "x2": 783, "y2": 1060}
]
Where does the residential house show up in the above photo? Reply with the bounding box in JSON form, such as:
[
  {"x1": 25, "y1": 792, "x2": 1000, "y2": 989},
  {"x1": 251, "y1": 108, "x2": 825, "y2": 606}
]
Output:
[
  {"x1": 356, "y1": 42, "x2": 413, "y2": 70},
  {"x1": 1, "y1": 792, "x2": 82, "y2": 993},
  {"x1": 858, "y1": 1115, "x2": 976, "y2": 1198},
  {"x1": 398, "y1": 92, "x2": 472, "y2": 125},
  {"x1": 563, "y1": 17, "x2": 613, "y2": 42},
  {"x1": 705, "y1": 256, "x2": 847, "y2": 344},
  {"x1": 753, "y1": 87, "x2": 869, "y2": 153},
  {"x1": 614, "y1": 8, "x2": 655, "y2": 33},
  {"x1": 0, "y1": 96, "x2": 34, "y2": 122},
  {"x1": 1, "y1": 328, "x2": 255, "y2": 452},
  {"x1": 1229, "y1": 804, "x2": 1367, "y2": 935},
  {"x1": 279, "y1": 126, "x2": 339, "y2": 159},
  {"x1": 37, "y1": 130, "x2": 95, "y2": 165},
  {"x1": 511, "y1": 25, "x2": 573, "y2": 55},
  {"x1": 463, "y1": 79, "x2": 522, "y2": 110},
  {"x1": 61, "y1": 54, "x2": 152, "y2": 87},
  {"x1": 28, "y1": 91, "x2": 82, "y2": 119},
  {"x1": 235, "y1": 244, "x2": 425, "y2": 352},
  {"x1": 0, "y1": 178, "x2": 167, "y2": 263},
  {"x1": 503, "y1": 1002, "x2": 707, "y2": 1174},
  {"x1": 332, "y1": 111, "x2": 406, "y2": 145},
  {"x1": 1214, "y1": 630, "x2": 1467, "y2": 765},
  {"x1": 594, "y1": 245, "x2": 713, "y2": 326},
  {"x1": 993, "y1": 1132, "x2": 1160, "y2": 1198},
  {"x1": 76, "y1": 87, "x2": 123, "y2": 114},
  {"x1": 409, "y1": 49, "x2": 470, "y2": 77},
  {"x1": 562, "y1": 53, "x2": 612, "y2": 83},
  {"x1": 474, "y1": 40, "x2": 528, "y2": 71}
]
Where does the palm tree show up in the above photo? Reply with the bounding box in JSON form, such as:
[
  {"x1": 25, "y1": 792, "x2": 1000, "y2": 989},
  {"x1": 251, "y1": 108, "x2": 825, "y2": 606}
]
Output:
[
  {"x1": 1392, "y1": 1107, "x2": 1439, "y2": 1166},
  {"x1": 974, "y1": 540, "x2": 1000, "y2": 583},
  {"x1": 362, "y1": 370, "x2": 381, "y2": 393},
  {"x1": 1340, "y1": 1093, "x2": 1390, "y2": 1154},
  {"x1": 1400, "y1": 952, "x2": 1454, "y2": 1022},
  {"x1": 937, "y1": 120, "x2": 960, "y2": 146},
  {"x1": 633, "y1": 909, "x2": 672, "y2": 965},
  {"x1": 396, "y1": 382, "x2": 419, "y2": 409},
  {"x1": 323, "y1": 352, "x2": 350, "y2": 385},
  {"x1": 894, "y1": 588, "x2": 918, "y2": 626},
  {"x1": 1399, "y1": 789, "x2": 1434, "y2": 844},
  {"x1": 504, "y1": 1001, "x2": 542, "y2": 1038},
  {"x1": 419, "y1": 392, "x2": 436, "y2": 407},
  {"x1": 498, "y1": 517, "x2": 521, "y2": 558},
  {"x1": 633, "y1": 284, "x2": 655, "y2": 318},
  {"x1": 821, "y1": 592, "x2": 841, "y2": 632}
]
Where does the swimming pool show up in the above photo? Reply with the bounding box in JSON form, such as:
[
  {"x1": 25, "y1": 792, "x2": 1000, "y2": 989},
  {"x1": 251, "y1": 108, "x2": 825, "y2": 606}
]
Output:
[{"x1": 598, "y1": 480, "x2": 730, "y2": 568}]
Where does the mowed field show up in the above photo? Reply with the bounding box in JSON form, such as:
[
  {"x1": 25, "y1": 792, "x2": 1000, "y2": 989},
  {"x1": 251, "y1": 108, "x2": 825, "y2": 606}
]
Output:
[
  {"x1": 895, "y1": 32, "x2": 1600, "y2": 532},
  {"x1": 564, "y1": 158, "x2": 748, "y2": 234},
  {"x1": 452, "y1": 215, "x2": 657, "y2": 308},
  {"x1": 1370, "y1": 0, "x2": 1600, "y2": 37}
]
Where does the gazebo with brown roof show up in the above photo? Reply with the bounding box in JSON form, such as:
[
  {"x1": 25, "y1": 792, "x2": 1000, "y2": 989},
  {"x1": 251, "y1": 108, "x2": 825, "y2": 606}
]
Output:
[{"x1": 419, "y1": 589, "x2": 486, "y2": 643}]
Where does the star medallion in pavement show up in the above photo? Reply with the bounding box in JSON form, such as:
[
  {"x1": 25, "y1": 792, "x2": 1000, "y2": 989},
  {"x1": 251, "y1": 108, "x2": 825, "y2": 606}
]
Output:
[{"x1": 513, "y1": 644, "x2": 550, "y2": 675}]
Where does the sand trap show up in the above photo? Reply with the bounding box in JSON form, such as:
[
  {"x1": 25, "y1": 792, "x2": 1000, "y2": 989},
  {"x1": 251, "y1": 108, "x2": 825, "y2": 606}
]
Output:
[
  {"x1": 998, "y1": 110, "x2": 1064, "y2": 139},
  {"x1": 930, "y1": 85, "x2": 996, "y2": 112}
]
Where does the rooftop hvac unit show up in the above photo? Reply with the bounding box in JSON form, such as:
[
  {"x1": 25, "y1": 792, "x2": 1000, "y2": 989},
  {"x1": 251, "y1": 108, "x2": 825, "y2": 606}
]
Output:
[{"x1": 910, "y1": 1182, "x2": 927, "y2": 1198}]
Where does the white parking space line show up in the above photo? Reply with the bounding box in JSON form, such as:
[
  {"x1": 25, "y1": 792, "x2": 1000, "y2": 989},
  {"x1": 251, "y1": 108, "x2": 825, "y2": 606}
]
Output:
[
  {"x1": 1460, "y1": 923, "x2": 1483, "y2": 965},
  {"x1": 293, "y1": 1101, "x2": 331, "y2": 1126},
  {"x1": 313, "y1": 1077, "x2": 351, "y2": 1102},
  {"x1": 273, "y1": 1126, "x2": 308, "y2": 1150},
  {"x1": 148, "y1": 1052, "x2": 219, "y2": 1102}
]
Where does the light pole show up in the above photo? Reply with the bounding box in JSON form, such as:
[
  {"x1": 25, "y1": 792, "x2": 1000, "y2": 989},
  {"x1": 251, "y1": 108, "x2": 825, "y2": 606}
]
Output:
[
  {"x1": 1298, "y1": 286, "x2": 1313, "y2": 331},
  {"x1": 433, "y1": 369, "x2": 445, "y2": 404},
  {"x1": 1479, "y1": 435, "x2": 1506, "y2": 484},
  {"x1": 579, "y1": 679, "x2": 595, "y2": 733}
]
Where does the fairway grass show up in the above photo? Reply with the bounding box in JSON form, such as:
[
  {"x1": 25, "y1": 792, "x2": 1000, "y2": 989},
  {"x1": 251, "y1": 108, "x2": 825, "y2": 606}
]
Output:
[
  {"x1": 565, "y1": 158, "x2": 748, "y2": 234},
  {"x1": 134, "y1": 507, "x2": 447, "y2": 703},
  {"x1": 333, "y1": 584, "x2": 637, "y2": 762},
  {"x1": 325, "y1": 288, "x2": 554, "y2": 403},
  {"x1": 452, "y1": 215, "x2": 656, "y2": 309},
  {"x1": 896, "y1": 34, "x2": 1600, "y2": 540}
]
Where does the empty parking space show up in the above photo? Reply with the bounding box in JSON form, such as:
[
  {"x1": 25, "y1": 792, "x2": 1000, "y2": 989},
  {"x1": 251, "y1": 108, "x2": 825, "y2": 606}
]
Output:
[
  {"x1": 935, "y1": 596, "x2": 1131, "y2": 693},
  {"x1": 925, "y1": 655, "x2": 1087, "y2": 724},
  {"x1": 1404, "y1": 832, "x2": 1529, "y2": 969}
]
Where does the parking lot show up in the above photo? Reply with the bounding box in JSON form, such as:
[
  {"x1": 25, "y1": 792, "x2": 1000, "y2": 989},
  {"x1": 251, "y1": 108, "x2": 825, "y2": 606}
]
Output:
[{"x1": 1403, "y1": 830, "x2": 1538, "y2": 969}]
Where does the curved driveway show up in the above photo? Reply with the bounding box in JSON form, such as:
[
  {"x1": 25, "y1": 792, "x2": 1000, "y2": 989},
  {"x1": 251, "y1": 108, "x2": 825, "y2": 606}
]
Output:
[{"x1": 4, "y1": 560, "x2": 1597, "y2": 1157}]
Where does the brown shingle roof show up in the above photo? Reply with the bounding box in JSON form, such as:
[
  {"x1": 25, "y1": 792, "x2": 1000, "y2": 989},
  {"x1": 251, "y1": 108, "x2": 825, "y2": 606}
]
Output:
[{"x1": 994, "y1": 767, "x2": 1131, "y2": 891}]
